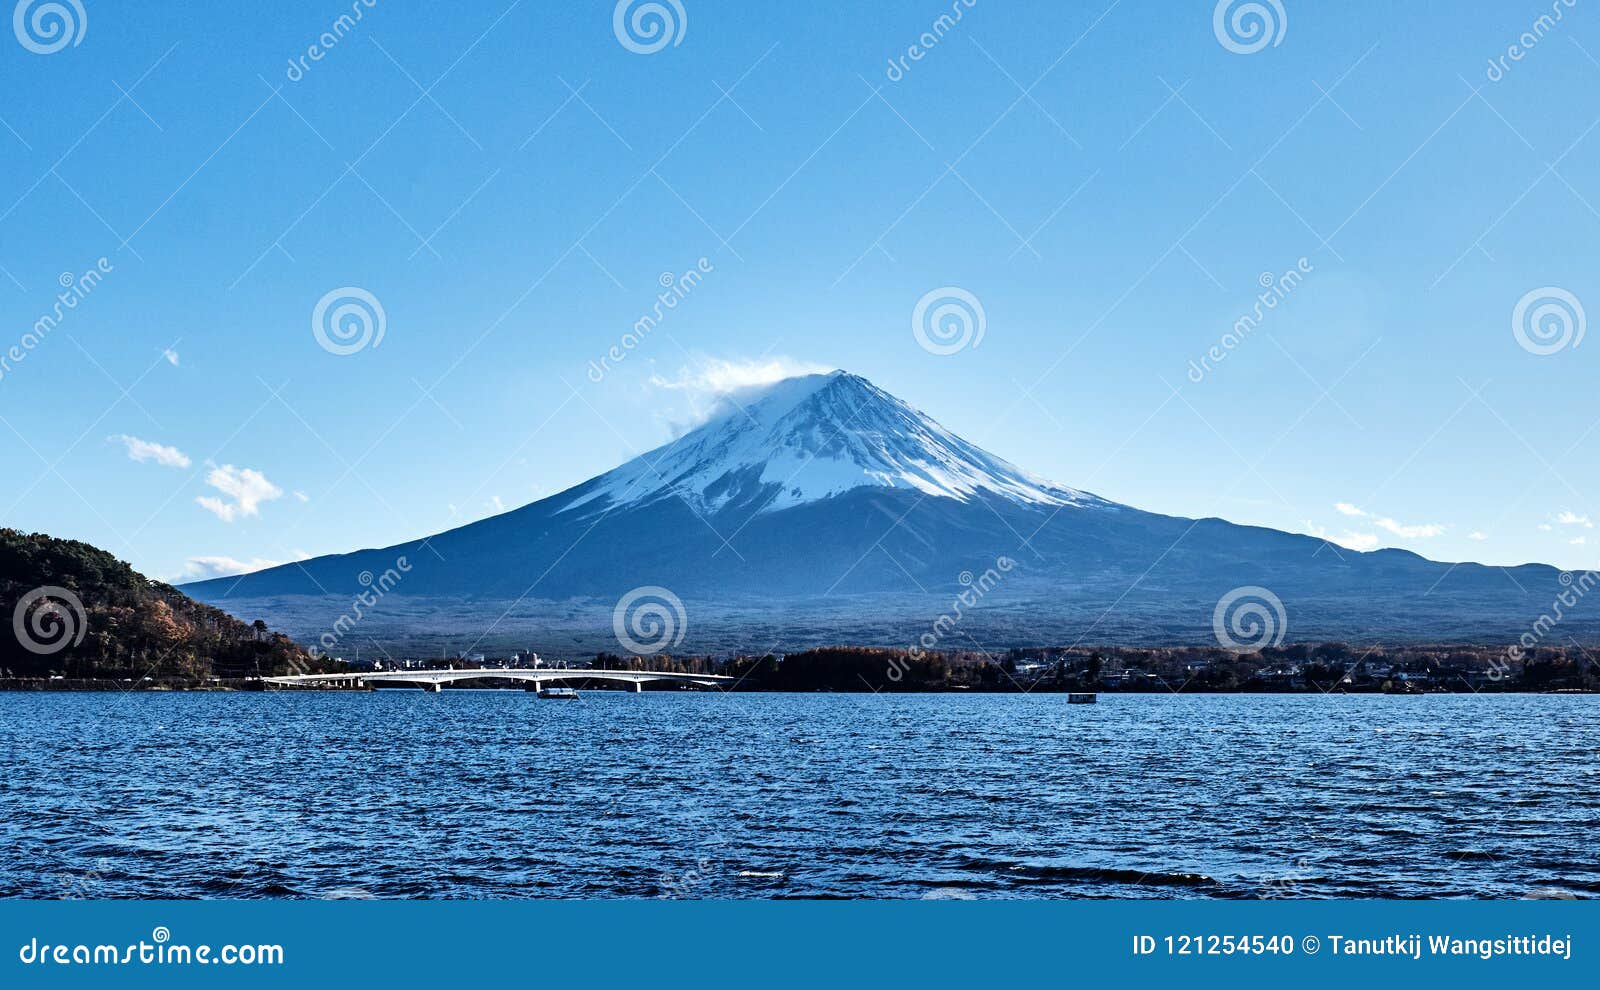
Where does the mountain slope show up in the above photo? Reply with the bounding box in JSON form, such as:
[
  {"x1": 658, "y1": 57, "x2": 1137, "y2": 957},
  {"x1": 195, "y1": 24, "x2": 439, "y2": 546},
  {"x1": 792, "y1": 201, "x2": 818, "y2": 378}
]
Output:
[
  {"x1": 1, "y1": 528, "x2": 314, "y2": 678},
  {"x1": 179, "y1": 372, "x2": 1590, "y2": 649}
]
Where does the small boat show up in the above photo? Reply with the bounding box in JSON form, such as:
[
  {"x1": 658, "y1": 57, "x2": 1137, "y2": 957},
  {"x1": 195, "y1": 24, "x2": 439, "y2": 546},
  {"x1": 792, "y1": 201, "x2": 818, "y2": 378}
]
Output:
[
  {"x1": 1067, "y1": 692, "x2": 1098, "y2": 704},
  {"x1": 537, "y1": 686, "x2": 580, "y2": 699}
]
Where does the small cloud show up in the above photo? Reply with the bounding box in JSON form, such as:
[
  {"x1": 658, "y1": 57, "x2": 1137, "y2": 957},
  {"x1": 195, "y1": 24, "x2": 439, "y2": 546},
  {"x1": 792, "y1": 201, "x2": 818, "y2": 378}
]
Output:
[
  {"x1": 108, "y1": 434, "x2": 191, "y2": 469},
  {"x1": 487, "y1": 495, "x2": 505, "y2": 513},
  {"x1": 1373, "y1": 517, "x2": 1445, "y2": 539},
  {"x1": 1539, "y1": 523, "x2": 1554, "y2": 532},
  {"x1": 1573, "y1": 536, "x2": 1588, "y2": 546},
  {"x1": 1557, "y1": 511, "x2": 1594, "y2": 528},
  {"x1": 1334, "y1": 502, "x2": 1366, "y2": 517},
  {"x1": 1305, "y1": 522, "x2": 1379, "y2": 552},
  {"x1": 293, "y1": 491, "x2": 310, "y2": 503},
  {"x1": 163, "y1": 348, "x2": 180, "y2": 367},
  {"x1": 179, "y1": 555, "x2": 284, "y2": 581},
  {"x1": 1468, "y1": 531, "x2": 1488, "y2": 541},
  {"x1": 195, "y1": 464, "x2": 283, "y2": 522}
]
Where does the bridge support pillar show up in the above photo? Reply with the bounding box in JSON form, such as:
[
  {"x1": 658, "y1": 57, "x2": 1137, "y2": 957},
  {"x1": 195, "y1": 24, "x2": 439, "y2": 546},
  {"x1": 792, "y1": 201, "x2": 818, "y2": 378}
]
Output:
[
  {"x1": 424, "y1": 682, "x2": 442, "y2": 693},
  {"x1": 632, "y1": 680, "x2": 642, "y2": 693}
]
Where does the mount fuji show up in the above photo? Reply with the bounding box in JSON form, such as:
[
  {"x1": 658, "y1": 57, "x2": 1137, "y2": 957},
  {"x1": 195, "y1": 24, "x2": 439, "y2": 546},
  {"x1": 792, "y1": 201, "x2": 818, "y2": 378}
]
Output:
[{"x1": 182, "y1": 371, "x2": 1586, "y2": 653}]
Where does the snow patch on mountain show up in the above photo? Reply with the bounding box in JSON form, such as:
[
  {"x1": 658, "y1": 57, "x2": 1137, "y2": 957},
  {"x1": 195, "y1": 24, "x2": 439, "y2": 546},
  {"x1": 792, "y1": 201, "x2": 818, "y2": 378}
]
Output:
[{"x1": 562, "y1": 370, "x2": 1105, "y2": 516}]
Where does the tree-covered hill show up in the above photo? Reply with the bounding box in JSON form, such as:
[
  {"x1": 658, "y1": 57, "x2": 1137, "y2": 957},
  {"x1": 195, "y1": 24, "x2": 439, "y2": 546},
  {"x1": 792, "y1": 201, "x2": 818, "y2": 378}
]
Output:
[{"x1": 0, "y1": 529, "x2": 316, "y2": 679}]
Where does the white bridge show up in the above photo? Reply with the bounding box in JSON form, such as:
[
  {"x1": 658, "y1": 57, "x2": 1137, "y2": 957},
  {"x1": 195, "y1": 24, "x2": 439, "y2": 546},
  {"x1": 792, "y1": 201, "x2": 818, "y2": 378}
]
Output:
[{"x1": 261, "y1": 668, "x2": 732, "y2": 693}]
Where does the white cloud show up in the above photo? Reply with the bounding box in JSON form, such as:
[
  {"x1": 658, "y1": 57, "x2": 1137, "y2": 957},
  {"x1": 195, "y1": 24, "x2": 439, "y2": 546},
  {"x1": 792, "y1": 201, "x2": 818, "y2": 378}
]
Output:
[
  {"x1": 1305, "y1": 522, "x2": 1379, "y2": 552},
  {"x1": 650, "y1": 356, "x2": 832, "y2": 395},
  {"x1": 163, "y1": 348, "x2": 180, "y2": 367},
  {"x1": 1326, "y1": 503, "x2": 1441, "y2": 539},
  {"x1": 179, "y1": 555, "x2": 284, "y2": 580},
  {"x1": 1557, "y1": 511, "x2": 1594, "y2": 528},
  {"x1": 487, "y1": 495, "x2": 505, "y2": 513},
  {"x1": 1468, "y1": 531, "x2": 1488, "y2": 541},
  {"x1": 648, "y1": 356, "x2": 833, "y2": 429},
  {"x1": 1372, "y1": 516, "x2": 1445, "y2": 539},
  {"x1": 109, "y1": 434, "x2": 191, "y2": 469},
  {"x1": 1539, "y1": 523, "x2": 1554, "y2": 532},
  {"x1": 293, "y1": 491, "x2": 310, "y2": 503},
  {"x1": 195, "y1": 464, "x2": 283, "y2": 522},
  {"x1": 1572, "y1": 536, "x2": 1588, "y2": 546},
  {"x1": 179, "y1": 549, "x2": 309, "y2": 581}
]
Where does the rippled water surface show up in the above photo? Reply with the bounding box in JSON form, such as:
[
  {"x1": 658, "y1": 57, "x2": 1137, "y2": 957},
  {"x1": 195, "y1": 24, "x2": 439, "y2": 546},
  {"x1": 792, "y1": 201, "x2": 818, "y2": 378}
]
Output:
[{"x1": 2, "y1": 691, "x2": 1597, "y2": 899}]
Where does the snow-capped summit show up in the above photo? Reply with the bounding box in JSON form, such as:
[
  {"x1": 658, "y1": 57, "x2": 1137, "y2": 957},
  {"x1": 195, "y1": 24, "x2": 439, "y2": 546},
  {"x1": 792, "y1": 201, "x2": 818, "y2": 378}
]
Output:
[{"x1": 563, "y1": 370, "x2": 1104, "y2": 517}]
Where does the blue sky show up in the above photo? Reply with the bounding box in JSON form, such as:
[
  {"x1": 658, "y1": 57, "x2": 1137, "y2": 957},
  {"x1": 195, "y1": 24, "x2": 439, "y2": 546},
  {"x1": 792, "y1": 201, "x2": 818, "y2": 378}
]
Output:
[{"x1": 3, "y1": 0, "x2": 1600, "y2": 581}]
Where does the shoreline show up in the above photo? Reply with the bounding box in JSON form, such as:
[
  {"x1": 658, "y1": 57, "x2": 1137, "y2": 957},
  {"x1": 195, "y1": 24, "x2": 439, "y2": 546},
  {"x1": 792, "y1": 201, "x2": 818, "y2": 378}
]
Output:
[{"x1": 2, "y1": 678, "x2": 1595, "y2": 696}]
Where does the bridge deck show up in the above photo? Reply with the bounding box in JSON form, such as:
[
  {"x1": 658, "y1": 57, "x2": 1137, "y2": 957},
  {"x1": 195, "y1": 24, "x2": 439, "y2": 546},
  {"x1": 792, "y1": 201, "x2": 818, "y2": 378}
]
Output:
[{"x1": 261, "y1": 668, "x2": 732, "y2": 690}]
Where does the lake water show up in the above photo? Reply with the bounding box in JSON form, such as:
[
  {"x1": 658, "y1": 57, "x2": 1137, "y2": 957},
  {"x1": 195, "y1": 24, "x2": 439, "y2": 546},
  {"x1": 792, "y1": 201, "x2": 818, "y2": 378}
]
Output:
[{"x1": 1, "y1": 691, "x2": 1596, "y2": 899}]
